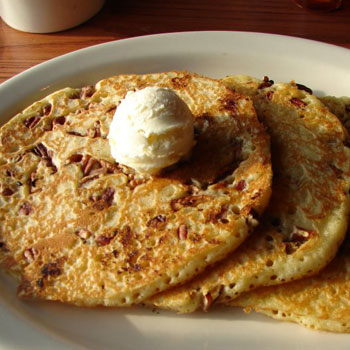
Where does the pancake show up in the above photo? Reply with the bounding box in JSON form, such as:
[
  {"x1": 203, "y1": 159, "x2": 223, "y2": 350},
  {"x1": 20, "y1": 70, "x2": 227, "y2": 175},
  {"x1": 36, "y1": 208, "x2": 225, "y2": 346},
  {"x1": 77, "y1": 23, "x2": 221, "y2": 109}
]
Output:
[
  {"x1": 148, "y1": 76, "x2": 350, "y2": 313},
  {"x1": 0, "y1": 71, "x2": 272, "y2": 307},
  {"x1": 229, "y1": 94, "x2": 350, "y2": 333},
  {"x1": 320, "y1": 96, "x2": 350, "y2": 134},
  {"x1": 230, "y1": 232, "x2": 350, "y2": 333}
]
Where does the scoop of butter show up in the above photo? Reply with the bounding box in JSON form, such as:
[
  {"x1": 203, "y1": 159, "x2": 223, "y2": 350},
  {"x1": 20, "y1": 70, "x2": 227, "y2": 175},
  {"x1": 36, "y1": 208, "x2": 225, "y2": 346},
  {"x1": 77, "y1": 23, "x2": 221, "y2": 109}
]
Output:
[{"x1": 108, "y1": 86, "x2": 195, "y2": 175}]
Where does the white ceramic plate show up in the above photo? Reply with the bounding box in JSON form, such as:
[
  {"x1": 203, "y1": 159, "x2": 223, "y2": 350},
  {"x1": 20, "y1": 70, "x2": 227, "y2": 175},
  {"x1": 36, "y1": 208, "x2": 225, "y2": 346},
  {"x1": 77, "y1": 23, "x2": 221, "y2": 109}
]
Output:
[{"x1": 0, "y1": 31, "x2": 350, "y2": 350}]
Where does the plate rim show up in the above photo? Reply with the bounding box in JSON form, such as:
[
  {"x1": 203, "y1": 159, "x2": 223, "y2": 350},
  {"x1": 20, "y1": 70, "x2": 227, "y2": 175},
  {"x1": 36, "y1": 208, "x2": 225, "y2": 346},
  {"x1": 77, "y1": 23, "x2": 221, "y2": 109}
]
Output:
[{"x1": 1, "y1": 30, "x2": 350, "y2": 350}]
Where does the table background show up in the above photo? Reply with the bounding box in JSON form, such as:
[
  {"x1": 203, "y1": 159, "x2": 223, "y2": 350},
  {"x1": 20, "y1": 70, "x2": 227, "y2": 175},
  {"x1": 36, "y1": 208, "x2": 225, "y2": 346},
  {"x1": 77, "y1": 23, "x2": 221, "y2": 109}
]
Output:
[{"x1": 1, "y1": 0, "x2": 350, "y2": 84}]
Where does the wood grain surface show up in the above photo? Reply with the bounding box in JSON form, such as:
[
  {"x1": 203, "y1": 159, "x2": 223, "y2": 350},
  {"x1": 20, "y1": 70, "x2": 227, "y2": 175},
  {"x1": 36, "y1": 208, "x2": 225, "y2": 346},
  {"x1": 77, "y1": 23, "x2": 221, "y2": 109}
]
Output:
[{"x1": 1, "y1": 0, "x2": 349, "y2": 84}]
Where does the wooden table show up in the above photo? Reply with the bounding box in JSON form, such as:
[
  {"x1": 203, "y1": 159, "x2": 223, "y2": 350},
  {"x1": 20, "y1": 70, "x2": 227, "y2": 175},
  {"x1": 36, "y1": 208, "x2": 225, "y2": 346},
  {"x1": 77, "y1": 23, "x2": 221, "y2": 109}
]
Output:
[{"x1": 1, "y1": 0, "x2": 349, "y2": 84}]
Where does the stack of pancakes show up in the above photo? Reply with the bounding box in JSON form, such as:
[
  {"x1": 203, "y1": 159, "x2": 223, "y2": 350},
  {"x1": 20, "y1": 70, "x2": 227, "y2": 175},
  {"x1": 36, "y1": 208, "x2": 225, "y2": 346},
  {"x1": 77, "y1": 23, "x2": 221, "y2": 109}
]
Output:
[{"x1": 0, "y1": 71, "x2": 349, "y2": 333}]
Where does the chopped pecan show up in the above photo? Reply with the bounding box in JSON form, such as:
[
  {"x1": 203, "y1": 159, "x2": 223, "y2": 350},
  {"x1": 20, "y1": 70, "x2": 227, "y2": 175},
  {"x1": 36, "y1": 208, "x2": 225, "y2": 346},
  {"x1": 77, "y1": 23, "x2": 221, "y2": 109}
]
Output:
[
  {"x1": 68, "y1": 154, "x2": 83, "y2": 163},
  {"x1": 19, "y1": 202, "x2": 33, "y2": 215},
  {"x1": 2, "y1": 187, "x2": 14, "y2": 196},
  {"x1": 178, "y1": 224, "x2": 188, "y2": 240},
  {"x1": 204, "y1": 292, "x2": 213, "y2": 311},
  {"x1": 121, "y1": 226, "x2": 132, "y2": 246},
  {"x1": 42, "y1": 104, "x2": 52, "y2": 116},
  {"x1": 171, "y1": 76, "x2": 190, "y2": 89},
  {"x1": 23, "y1": 248, "x2": 38, "y2": 264},
  {"x1": 41, "y1": 262, "x2": 61, "y2": 277},
  {"x1": 245, "y1": 208, "x2": 259, "y2": 228},
  {"x1": 67, "y1": 130, "x2": 84, "y2": 137},
  {"x1": 296, "y1": 83, "x2": 313, "y2": 95},
  {"x1": 75, "y1": 228, "x2": 92, "y2": 242},
  {"x1": 290, "y1": 97, "x2": 307, "y2": 108},
  {"x1": 345, "y1": 104, "x2": 350, "y2": 113},
  {"x1": 147, "y1": 215, "x2": 166, "y2": 228},
  {"x1": 234, "y1": 179, "x2": 246, "y2": 191},
  {"x1": 258, "y1": 76, "x2": 274, "y2": 89},
  {"x1": 32, "y1": 143, "x2": 49, "y2": 158},
  {"x1": 128, "y1": 177, "x2": 148, "y2": 189},
  {"x1": 80, "y1": 85, "x2": 95, "y2": 99},
  {"x1": 106, "y1": 106, "x2": 117, "y2": 114},
  {"x1": 284, "y1": 226, "x2": 313, "y2": 254},
  {"x1": 206, "y1": 205, "x2": 229, "y2": 224},
  {"x1": 222, "y1": 98, "x2": 238, "y2": 111},
  {"x1": 133, "y1": 264, "x2": 141, "y2": 272},
  {"x1": 82, "y1": 155, "x2": 101, "y2": 176},
  {"x1": 93, "y1": 187, "x2": 115, "y2": 210},
  {"x1": 100, "y1": 187, "x2": 115, "y2": 206},
  {"x1": 53, "y1": 116, "x2": 66, "y2": 126},
  {"x1": 23, "y1": 116, "x2": 40, "y2": 129},
  {"x1": 32, "y1": 143, "x2": 57, "y2": 173},
  {"x1": 290, "y1": 226, "x2": 313, "y2": 242},
  {"x1": 171, "y1": 195, "x2": 208, "y2": 211},
  {"x1": 5, "y1": 169, "x2": 14, "y2": 177},
  {"x1": 95, "y1": 231, "x2": 117, "y2": 246},
  {"x1": 87, "y1": 121, "x2": 101, "y2": 138},
  {"x1": 266, "y1": 91, "x2": 274, "y2": 100}
]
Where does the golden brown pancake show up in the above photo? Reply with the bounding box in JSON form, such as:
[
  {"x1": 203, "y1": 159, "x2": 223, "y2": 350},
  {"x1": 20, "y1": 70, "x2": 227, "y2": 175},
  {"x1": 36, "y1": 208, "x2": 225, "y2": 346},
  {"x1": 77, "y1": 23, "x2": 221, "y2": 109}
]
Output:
[
  {"x1": 229, "y1": 93, "x2": 350, "y2": 333},
  {"x1": 0, "y1": 71, "x2": 272, "y2": 307},
  {"x1": 147, "y1": 76, "x2": 350, "y2": 313}
]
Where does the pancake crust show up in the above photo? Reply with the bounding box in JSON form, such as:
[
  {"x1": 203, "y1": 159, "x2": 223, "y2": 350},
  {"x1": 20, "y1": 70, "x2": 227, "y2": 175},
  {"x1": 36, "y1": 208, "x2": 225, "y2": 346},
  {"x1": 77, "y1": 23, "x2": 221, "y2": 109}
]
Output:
[
  {"x1": 0, "y1": 71, "x2": 272, "y2": 307},
  {"x1": 148, "y1": 76, "x2": 350, "y2": 313}
]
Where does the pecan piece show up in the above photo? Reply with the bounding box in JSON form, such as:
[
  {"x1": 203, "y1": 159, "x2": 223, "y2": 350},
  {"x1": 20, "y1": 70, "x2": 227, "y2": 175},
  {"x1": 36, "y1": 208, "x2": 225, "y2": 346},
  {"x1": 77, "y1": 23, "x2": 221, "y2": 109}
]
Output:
[
  {"x1": 284, "y1": 226, "x2": 314, "y2": 254},
  {"x1": 19, "y1": 202, "x2": 33, "y2": 215},
  {"x1": 75, "y1": 228, "x2": 92, "y2": 242},
  {"x1": 100, "y1": 187, "x2": 115, "y2": 206},
  {"x1": 5, "y1": 169, "x2": 14, "y2": 177},
  {"x1": 68, "y1": 153, "x2": 83, "y2": 163},
  {"x1": 82, "y1": 155, "x2": 101, "y2": 176},
  {"x1": 171, "y1": 76, "x2": 190, "y2": 89},
  {"x1": 32, "y1": 143, "x2": 57, "y2": 173},
  {"x1": 23, "y1": 248, "x2": 38, "y2": 264},
  {"x1": 178, "y1": 224, "x2": 188, "y2": 240},
  {"x1": 87, "y1": 121, "x2": 101, "y2": 138},
  {"x1": 53, "y1": 116, "x2": 66, "y2": 126},
  {"x1": 171, "y1": 195, "x2": 208, "y2": 211},
  {"x1": 2, "y1": 187, "x2": 14, "y2": 196},
  {"x1": 266, "y1": 91, "x2": 274, "y2": 100},
  {"x1": 42, "y1": 104, "x2": 52, "y2": 116},
  {"x1": 95, "y1": 232, "x2": 116, "y2": 246},
  {"x1": 206, "y1": 205, "x2": 229, "y2": 224},
  {"x1": 222, "y1": 98, "x2": 238, "y2": 111},
  {"x1": 80, "y1": 85, "x2": 95, "y2": 99},
  {"x1": 204, "y1": 292, "x2": 213, "y2": 311},
  {"x1": 32, "y1": 143, "x2": 49, "y2": 158},
  {"x1": 258, "y1": 76, "x2": 274, "y2": 89},
  {"x1": 290, "y1": 97, "x2": 307, "y2": 108},
  {"x1": 121, "y1": 226, "x2": 132, "y2": 246},
  {"x1": 23, "y1": 116, "x2": 40, "y2": 129},
  {"x1": 147, "y1": 215, "x2": 166, "y2": 228},
  {"x1": 234, "y1": 179, "x2": 246, "y2": 191},
  {"x1": 296, "y1": 83, "x2": 313, "y2": 95},
  {"x1": 92, "y1": 187, "x2": 115, "y2": 210},
  {"x1": 41, "y1": 262, "x2": 61, "y2": 277}
]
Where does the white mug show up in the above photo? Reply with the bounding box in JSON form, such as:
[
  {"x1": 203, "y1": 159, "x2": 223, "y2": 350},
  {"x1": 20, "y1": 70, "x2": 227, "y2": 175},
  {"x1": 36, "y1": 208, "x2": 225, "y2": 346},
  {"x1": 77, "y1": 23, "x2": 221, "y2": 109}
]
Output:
[{"x1": 0, "y1": 0, "x2": 105, "y2": 33}]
